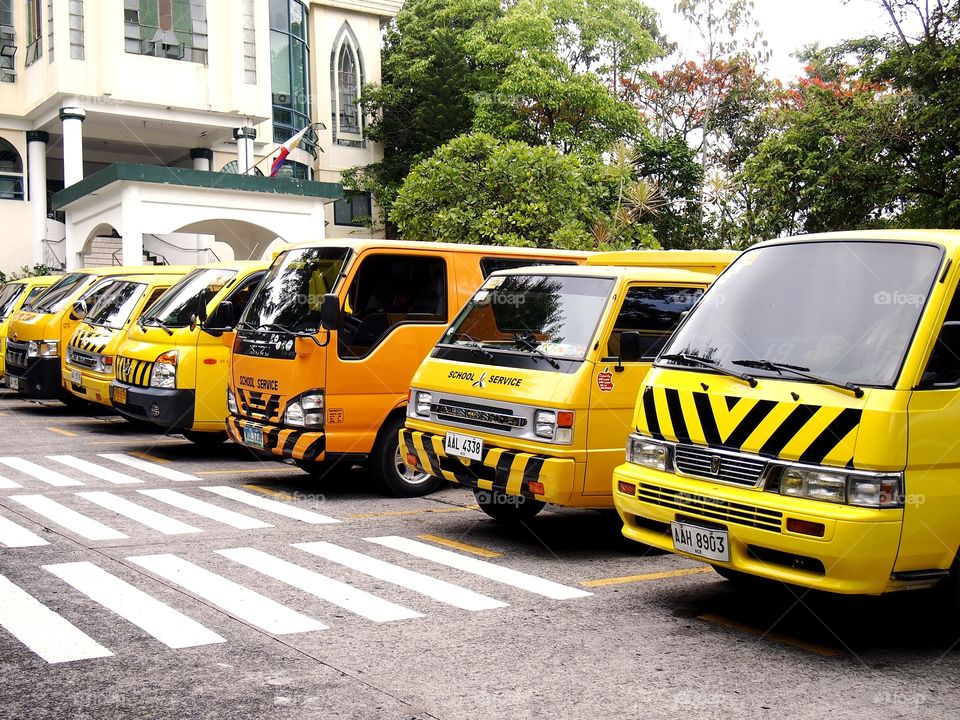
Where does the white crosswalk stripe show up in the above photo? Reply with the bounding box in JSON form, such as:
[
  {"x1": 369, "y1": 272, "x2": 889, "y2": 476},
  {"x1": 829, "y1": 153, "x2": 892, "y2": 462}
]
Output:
[
  {"x1": 200, "y1": 486, "x2": 340, "y2": 525},
  {"x1": 0, "y1": 457, "x2": 83, "y2": 487},
  {"x1": 9, "y1": 495, "x2": 127, "y2": 541},
  {"x1": 0, "y1": 475, "x2": 21, "y2": 489},
  {"x1": 128, "y1": 553, "x2": 327, "y2": 635},
  {"x1": 218, "y1": 547, "x2": 421, "y2": 623},
  {"x1": 44, "y1": 562, "x2": 225, "y2": 649},
  {"x1": 47, "y1": 455, "x2": 143, "y2": 485},
  {"x1": 98, "y1": 453, "x2": 200, "y2": 482},
  {"x1": 366, "y1": 536, "x2": 593, "y2": 600},
  {"x1": 0, "y1": 513, "x2": 49, "y2": 547},
  {"x1": 137, "y1": 489, "x2": 272, "y2": 530},
  {"x1": 295, "y1": 541, "x2": 507, "y2": 612},
  {"x1": 0, "y1": 573, "x2": 113, "y2": 663},
  {"x1": 76, "y1": 491, "x2": 202, "y2": 536}
]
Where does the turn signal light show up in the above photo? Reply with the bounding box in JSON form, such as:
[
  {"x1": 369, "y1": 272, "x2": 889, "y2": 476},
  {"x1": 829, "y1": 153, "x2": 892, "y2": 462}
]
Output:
[
  {"x1": 406, "y1": 453, "x2": 420, "y2": 468},
  {"x1": 786, "y1": 518, "x2": 825, "y2": 537},
  {"x1": 557, "y1": 411, "x2": 574, "y2": 428},
  {"x1": 617, "y1": 480, "x2": 635, "y2": 495},
  {"x1": 529, "y1": 481, "x2": 545, "y2": 495}
]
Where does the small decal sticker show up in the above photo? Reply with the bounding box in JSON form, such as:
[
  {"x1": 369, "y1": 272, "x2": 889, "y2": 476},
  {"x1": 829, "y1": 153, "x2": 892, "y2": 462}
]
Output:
[
  {"x1": 597, "y1": 367, "x2": 614, "y2": 392},
  {"x1": 328, "y1": 408, "x2": 344, "y2": 424},
  {"x1": 471, "y1": 372, "x2": 487, "y2": 389}
]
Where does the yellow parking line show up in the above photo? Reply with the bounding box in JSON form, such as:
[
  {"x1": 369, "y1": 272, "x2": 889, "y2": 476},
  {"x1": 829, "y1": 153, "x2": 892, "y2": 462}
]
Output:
[
  {"x1": 581, "y1": 566, "x2": 714, "y2": 587},
  {"x1": 45, "y1": 427, "x2": 78, "y2": 437},
  {"x1": 89, "y1": 439, "x2": 182, "y2": 445},
  {"x1": 197, "y1": 467, "x2": 301, "y2": 476},
  {"x1": 241, "y1": 484, "x2": 300, "y2": 501},
  {"x1": 698, "y1": 613, "x2": 845, "y2": 657},
  {"x1": 130, "y1": 451, "x2": 170, "y2": 464},
  {"x1": 417, "y1": 533, "x2": 502, "y2": 558},
  {"x1": 346, "y1": 504, "x2": 480, "y2": 519}
]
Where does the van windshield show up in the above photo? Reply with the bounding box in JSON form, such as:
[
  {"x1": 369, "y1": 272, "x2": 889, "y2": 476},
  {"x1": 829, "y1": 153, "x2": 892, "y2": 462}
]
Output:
[
  {"x1": 86, "y1": 280, "x2": 148, "y2": 330},
  {"x1": 29, "y1": 272, "x2": 92, "y2": 313},
  {"x1": 439, "y1": 274, "x2": 615, "y2": 363},
  {"x1": 0, "y1": 283, "x2": 25, "y2": 320},
  {"x1": 242, "y1": 247, "x2": 351, "y2": 333},
  {"x1": 140, "y1": 268, "x2": 238, "y2": 328},
  {"x1": 660, "y1": 241, "x2": 944, "y2": 388}
]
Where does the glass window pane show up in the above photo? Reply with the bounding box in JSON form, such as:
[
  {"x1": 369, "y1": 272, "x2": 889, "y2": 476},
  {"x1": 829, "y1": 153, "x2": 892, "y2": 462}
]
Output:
[
  {"x1": 268, "y1": 0, "x2": 287, "y2": 29},
  {"x1": 271, "y1": 31, "x2": 290, "y2": 97}
]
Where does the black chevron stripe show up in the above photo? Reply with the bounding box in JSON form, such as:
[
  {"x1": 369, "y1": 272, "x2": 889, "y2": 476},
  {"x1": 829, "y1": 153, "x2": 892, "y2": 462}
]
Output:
[
  {"x1": 798, "y1": 409, "x2": 862, "y2": 465},
  {"x1": 693, "y1": 392, "x2": 722, "y2": 446},
  {"x1": 723, "y1": 399, "x2": 778, "y2": 449},
  {"x1": 642, "y1": 386, "x2": 663, "y2": 440},
  {"x1": 759, "y1": 404, "x2": 819, "y2": 457},
  {"x1": 664, "y1": 388, "x2": 690, "y2": 444}
]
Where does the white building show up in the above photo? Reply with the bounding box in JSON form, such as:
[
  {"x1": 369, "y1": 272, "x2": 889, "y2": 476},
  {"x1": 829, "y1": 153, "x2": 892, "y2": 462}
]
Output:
[{"x1": 0, "y1": 0, "x2": 399, "y2": 272}]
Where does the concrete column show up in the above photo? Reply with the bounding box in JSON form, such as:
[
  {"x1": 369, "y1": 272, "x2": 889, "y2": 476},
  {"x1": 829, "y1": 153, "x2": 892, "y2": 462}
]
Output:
[
  {"x1": 120, "y1": 184, "x2": 143, "y2": 267},
  {"x1": 190, "y1": 148, "x2": 213, "y2": 171},
  {"x1": 27, "y1": 131, "x2": 49, "y2": 266},
  {"x1": 58, "y1": 107, "x2": 86, "y2": 187},
  {"x1": 233, "y1": 127, "x2": 257, "y2": 175},
  {"x1": 64, "y1": 221, "x2": 83, "y2": 271}
]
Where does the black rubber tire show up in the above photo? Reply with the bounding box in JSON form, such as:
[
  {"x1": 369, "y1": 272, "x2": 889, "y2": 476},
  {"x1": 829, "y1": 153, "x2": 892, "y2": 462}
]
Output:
[
  {"x1": 713, "y1": 565, "x2": 762, "y2": 586},
  {"x1": 182, "y1": 430, "x2": 228, "y2": 446},
  {"x1": 60, "y1": 393, "x2": 95, "y2": 411},
  {"x1": 473, "y1": 488, "x2": 545, "y2": 523},
  {"x1": 293, "y1": 458, "x2": 334, "y2": 477},
  {"x1": 370, "y1": 414, "x2": 443, "y2": 497}
]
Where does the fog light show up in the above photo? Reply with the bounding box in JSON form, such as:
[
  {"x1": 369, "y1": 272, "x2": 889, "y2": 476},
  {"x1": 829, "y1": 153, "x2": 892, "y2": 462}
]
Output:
[
  {"x1": 786, "y1": 518, "x2": 825, "y2": 537},
  {"x1": 617, "y1": 480, "x2": 635, "y2": 495},
  {"x1": 149, "y1": 403, "x2": 161, "y2": 417}
]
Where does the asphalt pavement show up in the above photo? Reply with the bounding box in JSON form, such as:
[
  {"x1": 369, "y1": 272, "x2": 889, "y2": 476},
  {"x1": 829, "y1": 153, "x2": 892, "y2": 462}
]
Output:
[{"x1": 0, "y1": 389, "x2": 957, "y2": 719}]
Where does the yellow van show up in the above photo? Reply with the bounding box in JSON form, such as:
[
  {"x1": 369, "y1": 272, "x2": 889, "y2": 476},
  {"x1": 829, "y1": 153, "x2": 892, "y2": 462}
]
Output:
[
  {"x1": 0, "y1": 275, "x2": 59, "y2": 379},
  {"x1": 63, "y1": 269, "x2": 191, "y2": 407},
  {"x1": 614, "y1": 230, "x2": 960, "y2": 599},
  {"x1": 224, "y1": 240, "x2": 590, "y2": 494},
  {"x1": 401, "y1": 251, "x2": 735, "y2": 521},
  {"x1": 110, "y1": 261, "x2": 268, "y2": 444},
  {"x1": 4, "y1": 266, "x2": 183, "y2": 402}
]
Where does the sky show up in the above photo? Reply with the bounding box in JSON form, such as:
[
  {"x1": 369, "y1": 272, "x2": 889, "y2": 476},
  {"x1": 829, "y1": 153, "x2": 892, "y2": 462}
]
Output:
[{"x1": 644, "y1": 0, "x2": 894, "y2": 80}]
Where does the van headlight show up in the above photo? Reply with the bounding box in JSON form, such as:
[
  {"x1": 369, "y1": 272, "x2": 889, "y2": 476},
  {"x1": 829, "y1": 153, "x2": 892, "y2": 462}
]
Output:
[
  {"x1": 284, "y1": 390, "x2": 324, "y2": 429},
  {"x1": 533, "y1": 409, "x2": 574, "y2": 444},
  {"x1": 27, "y1": 340, "x2": 58, "y2": 358},
  {"x1": 414, "y1": 391, "x2": 432, "y2": 417},
  {"x1": 227, "y1": 388, "x2": 238, "y2": 414},
  {"x1": 626, "y1": 434, "x2": 670, "y2": 471},
  {"x1": 778, "y1": 466, "x2": 903, "y2": 508},
  {"x1": 150, "y1": 350, "x2": 177, "y2": 389}
]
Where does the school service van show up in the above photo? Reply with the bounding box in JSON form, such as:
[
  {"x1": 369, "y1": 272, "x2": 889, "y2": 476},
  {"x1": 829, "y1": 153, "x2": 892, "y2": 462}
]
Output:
[
  {"x1": 614, "y1": 230, "x2": 960, "y2": 599},
  {"x1": 225, "y1": 240, "x2": 589, "y2": 495},
  {"x1": 110, "y1": 261, "x2": 268, "y2": 444},
  {"x1": 4, "y1": 266, "x2": 178, "y2": 402},
  {"x1": 0, "y1": 276, "x2": 58, "y2": 379},
  {"x1": 63, "y1": 269, "x2": 191, "y2": 407},
  {"x1": 401, "y1": 251, "x2": 735, "y2": 521}
]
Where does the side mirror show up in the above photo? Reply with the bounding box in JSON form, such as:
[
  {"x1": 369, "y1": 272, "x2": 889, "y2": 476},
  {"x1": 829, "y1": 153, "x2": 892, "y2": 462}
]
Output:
[
  {"x1": 202, "y1": 300, "x2": 235, "y2": 336},
  {"x1": 320, "y1": 293, "x2": 341, "y2": 331},
  {"x1": 921, "y1": 320, "x2": 960, "y2": 387},
  {"x1": 71, "y1": 299, "x2": 88, "y2": 320},
  {"x1": 619, "y1": 331, "x2": 642, "y2": 364}
]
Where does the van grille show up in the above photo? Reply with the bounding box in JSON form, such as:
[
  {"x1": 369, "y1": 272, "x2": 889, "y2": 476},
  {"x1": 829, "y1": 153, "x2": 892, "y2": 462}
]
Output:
[
  {"x1": 116, "y1": 356, "x2": 154, "y2": 386},
  {"x1": 637, "y1": 482, "x2": 782, "y2": 532},
  {"x1": 236, "y1": 388, "x2": 282, "y2": 422},
  {"x1": 5, "y1": 341, "x2": 27, "y2": 370},
  {"x1": 673, "y1": 444, "x2": 767, "y2": 488},
  {"x1": 67, "y1": 348, "x2": 98, "y2": 369},
  {"x1": 432, "y1": 399, "x2": 527, "y2": 432}
]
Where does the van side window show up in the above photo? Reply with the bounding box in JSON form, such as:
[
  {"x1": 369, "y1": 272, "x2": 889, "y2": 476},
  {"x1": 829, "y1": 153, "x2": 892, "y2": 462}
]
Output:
[
  {"x1": 339, "y1": 254, "x2": 447, "y2": 359},
  {"x1": 480, "y1": 257, "x2": 576, "y2": 278},
  {"x1": 605, "y1": 286, "x2": 704, "y2": 360},
  {"x1": 143, "y1": 288, "x2": 167, "y2": 313},
  {"x1": 919, "y1": 285, "x2": 960, "y2": 388},
  {"x1": 225, "y1": 273, "x2": 264, "y2": 316}
]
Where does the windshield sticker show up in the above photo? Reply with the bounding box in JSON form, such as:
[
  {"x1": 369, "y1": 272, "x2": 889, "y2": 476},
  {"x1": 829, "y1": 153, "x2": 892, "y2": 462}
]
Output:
[
  {"x1": 598, "y1": 367, "x2": 614, "y2": 392},
  {"x1": 483, "y1": 276, "x2": 506, "y2": 289}
]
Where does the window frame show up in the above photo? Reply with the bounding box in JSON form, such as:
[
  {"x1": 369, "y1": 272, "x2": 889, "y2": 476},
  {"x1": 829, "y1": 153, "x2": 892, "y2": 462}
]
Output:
[
  {"x1": 601, "y1": 283, "x2": 706, "y2": 363},
  {"x1": 330, "y1": 23, "x2": 364, "y2": 146},
  {"x1": 0, "y1": 137, "x2": 24, "y2": 201},
  {"x1": 333, "y1": 191, "x2": 371, "y2": 227}
]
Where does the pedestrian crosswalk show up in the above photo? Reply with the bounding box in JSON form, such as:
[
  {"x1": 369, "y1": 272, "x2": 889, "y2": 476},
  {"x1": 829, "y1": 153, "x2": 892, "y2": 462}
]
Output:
[{"x1": 0, "y1": 537, "x2": 593, "y2": 664}]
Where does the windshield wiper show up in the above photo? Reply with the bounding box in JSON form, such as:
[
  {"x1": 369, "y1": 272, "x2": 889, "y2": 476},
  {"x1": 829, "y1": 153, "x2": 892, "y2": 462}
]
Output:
[
  {"x1": 138, "y1": 317, "x2": 173, "y2": 335},
  {"x1": 512, "y1": 333, "x2": 560, "y2": 369},
  {"x1": 660, "y1": 353, "x2": 757, "y2": 388},
  {"x1": 732, "y1": 359, "x2": 864, "y2": 398},
  {"x1": 446, "y1": 332, "x2": 494, "y2": 360}
]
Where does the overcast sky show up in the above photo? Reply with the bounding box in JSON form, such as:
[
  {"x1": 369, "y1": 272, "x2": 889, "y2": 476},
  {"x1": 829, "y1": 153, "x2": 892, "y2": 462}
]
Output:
[{"x1": 644, "y1": 0, "x2": 894, "y2": 80}]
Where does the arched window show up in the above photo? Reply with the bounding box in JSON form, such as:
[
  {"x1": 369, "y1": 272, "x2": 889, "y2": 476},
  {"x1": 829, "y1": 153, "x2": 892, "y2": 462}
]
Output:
[
  {"x1": 0, "y1": 138, "x2": 24, "y2": 201},
  {"x1": 331, "y1": 24, "x2": 364, "y2": 145}
]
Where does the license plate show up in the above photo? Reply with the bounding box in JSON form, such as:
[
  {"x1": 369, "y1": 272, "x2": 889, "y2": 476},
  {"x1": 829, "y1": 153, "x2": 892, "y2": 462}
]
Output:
[
  {"x1": 70, "y1": 370, "x2": 82, "y2": 386},
  {"x1": 111, "y1": 385, "x2": 127, "y2": 404},
  {"x1": 671, "y1": 521, "x2": 730, "y2": 562},
  {"x1": 444, "y1": 431, "x2": 483, "y2": 461},
  {"x1": 243, "y1": 425, "x2": 265, "y2": 449},
  {"x1": 7, "y1": 375, "x2": 18, "y2": 390}
]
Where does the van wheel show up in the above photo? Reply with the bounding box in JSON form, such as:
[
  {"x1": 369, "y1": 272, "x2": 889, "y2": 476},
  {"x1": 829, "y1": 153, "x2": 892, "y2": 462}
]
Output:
[
  {"x1": 713, "y1": 565, "x2": 753, "y2": 584},
  {"x1": 473, "y1": 488, "x2": 545, "y2": 523},
  {"x1": 371, "y1": 414, "x2": 442, "y2": 497},
  {"x1": 182, "y1": 430, "x2": 228, "y2": 446},
  {"x1": 938, "y1": 556, "x2": 960, "y2": 616}
]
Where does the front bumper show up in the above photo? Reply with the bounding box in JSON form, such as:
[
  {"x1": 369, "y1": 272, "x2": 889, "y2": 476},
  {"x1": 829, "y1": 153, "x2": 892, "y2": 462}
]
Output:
[
  {"x1": 4, "y1": 352, "x2": 62, "y2": 399},
  {"x1": 400, "y1": 428, "x2": 579, "y2": 504},
  {"x1": 111, "y1": 382, "x2": 195, "y2": 430},
  {"x1": 226, "y1": 415, "x2": 325, "y2": 461},
  {"x1": 612, "y1": 462, "x2": 903, "y2": 595},
  {"x1": 63, "y1": 368, "x2": 113, "y2": 407}
]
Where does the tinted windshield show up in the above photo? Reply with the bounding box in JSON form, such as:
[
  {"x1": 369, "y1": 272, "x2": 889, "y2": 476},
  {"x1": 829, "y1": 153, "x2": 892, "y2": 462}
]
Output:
[
  {"x1": 140, "y1": 268, "x2": 238, "y2": 327},
  {"x1": 85, "y1": 280, "x2": 148, "y2": 330},
  {"x1": 440, "y1": 274, "x2": 615, "y2": 362},
  {"x1": 0, "y1": 283, "x2": 25, "y2": 320},
  {"x1": 30, "y1": 272, "x2": 92, "y2": 312},
  {"x1": 661, "y1": 241, "x2": 944, "y2": 387},
  {"x1": 243, "y1": 247, "x2": 351, "y2": 333}
]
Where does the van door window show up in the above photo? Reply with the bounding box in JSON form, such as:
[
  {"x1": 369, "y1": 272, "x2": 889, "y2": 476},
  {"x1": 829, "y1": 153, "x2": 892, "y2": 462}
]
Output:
[
  {"x1": 225, "y1": 272, "x2": 265, "y2": 316},
  {"x1": 605, "y1": 286, "x2": 704, "y2": 360},
  {"x1": 339, "y1": 254, "x2": 447, "y2": 359},
  {"x1": 919, "y1": 286, "x2": 960, "y2": 388},
  {"x1": 480, "y1": 257, "x2": 576, "y2": 278},
  {"x1": 143, "y1": 287, "x2": 167, "y2": 313}
]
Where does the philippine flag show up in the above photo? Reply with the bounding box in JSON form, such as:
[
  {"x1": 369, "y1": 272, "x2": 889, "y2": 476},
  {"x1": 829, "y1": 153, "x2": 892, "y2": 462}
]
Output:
[{"x1": 269, "y1": 125, "x2": 311, "y2": 177}]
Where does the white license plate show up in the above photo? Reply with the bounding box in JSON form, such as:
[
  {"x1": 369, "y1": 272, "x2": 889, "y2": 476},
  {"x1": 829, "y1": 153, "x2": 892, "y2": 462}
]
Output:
[
  {"x1": 243, "y1": 425, "x2": 265, "y2": 449},
  {"x1": 7, "y1": 375, "x2": 18, "y2": 390},
  {"x1": 444, "y1": 431, "x2": 483, "y2": 461},
  {"x1": 70, "y1": 370, "x2": 82, "y2": 386},
  {"x1": 671, "y1": 521, "x2": 730, "y2": 562}
]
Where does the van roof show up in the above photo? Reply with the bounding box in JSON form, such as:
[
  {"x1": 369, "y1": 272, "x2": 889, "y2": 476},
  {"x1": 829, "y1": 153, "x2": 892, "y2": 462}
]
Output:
[
  {"x1": 753, "y1": 229, "x2": 960, "y2": 251},
  {"x1": 490, "y1": 263, "x2": 719, "y2": 285},
  {"x1": 281, "y1": 238, "x2": 591, "y2": 259},
  {"x1": 81, "y1": 265, "x2": 194, "y2": 276},
  {"x1": 586, "y1": 249, "x2": 740, "y2": 268}
]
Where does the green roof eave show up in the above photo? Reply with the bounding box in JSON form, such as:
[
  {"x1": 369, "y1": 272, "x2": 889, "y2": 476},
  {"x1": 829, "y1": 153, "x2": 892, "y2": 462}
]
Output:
[{"x1": 52, "y1": 162, "x2": 343, "y2": 210}]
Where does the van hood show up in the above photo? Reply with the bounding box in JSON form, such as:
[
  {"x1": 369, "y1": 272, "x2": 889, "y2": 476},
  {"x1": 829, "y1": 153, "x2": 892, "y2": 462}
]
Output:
[
  {"x1": 635, "y1": 367, "x2": 906, "y2": 471},
  {"x1": 70, "y1": 324, "x2": 117, "y2": 355},
  {"x1": 7, "y1": 311, "x2": 59, "y2": 343}
]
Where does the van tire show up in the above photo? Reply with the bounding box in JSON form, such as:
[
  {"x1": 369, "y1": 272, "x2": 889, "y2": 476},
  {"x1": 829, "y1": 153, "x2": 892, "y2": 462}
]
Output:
[
  {"x1": 473, "y1": 488, "x2": 545, "y2": 523},
  {"x1": 182, "y1": 430, "x2": 228, "y2": 446},
  {"x1": 712, "y1": 565, "x2": 754, "y2": 584},
  {"x1": 371, "y1": 413, "x2": 442, "y2": 497}
]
